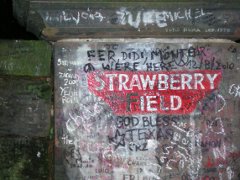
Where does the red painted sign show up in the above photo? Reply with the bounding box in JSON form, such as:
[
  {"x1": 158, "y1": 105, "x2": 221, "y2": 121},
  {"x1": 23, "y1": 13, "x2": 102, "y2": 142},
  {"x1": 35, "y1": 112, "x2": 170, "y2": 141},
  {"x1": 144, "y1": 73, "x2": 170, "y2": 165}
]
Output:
[{"x1": 88, "y1": 70, "x2": 222, "y2": 115}]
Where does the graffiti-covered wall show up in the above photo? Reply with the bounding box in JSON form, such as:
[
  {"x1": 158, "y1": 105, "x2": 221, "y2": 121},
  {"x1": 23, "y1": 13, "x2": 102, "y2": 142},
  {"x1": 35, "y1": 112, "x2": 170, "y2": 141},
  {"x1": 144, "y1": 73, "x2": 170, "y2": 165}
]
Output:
[
  {"x1": 13, "y1": 1, "x2": 240, "y2": 40},
  {"x1": 54, "y1": 39, "x2": 240, "y2": 180}
]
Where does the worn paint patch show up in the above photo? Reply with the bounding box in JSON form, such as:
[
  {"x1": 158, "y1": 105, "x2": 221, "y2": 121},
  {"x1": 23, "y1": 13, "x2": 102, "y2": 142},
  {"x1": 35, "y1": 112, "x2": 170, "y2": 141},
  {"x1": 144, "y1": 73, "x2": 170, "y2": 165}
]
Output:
[{"x1": 88, "y1": 70, "x2": 222, "y2": 115}]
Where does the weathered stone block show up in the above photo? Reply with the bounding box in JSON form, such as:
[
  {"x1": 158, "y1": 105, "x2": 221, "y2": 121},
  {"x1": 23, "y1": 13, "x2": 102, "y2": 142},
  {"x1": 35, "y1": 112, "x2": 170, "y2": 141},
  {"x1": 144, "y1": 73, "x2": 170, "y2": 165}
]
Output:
[
  {"x1": 0, "y1": 40, "x2": 51, "y2": 76},
  {"x1": 0, "y1": 77, "x2": 51, "y2": 137},
  {"x1": 0, "y1": 39, "x2": 53, "y2": 179},
  {"x1": 13, "y1": 0, "x2": 240, "y2": 40},
  {"x1": 0, "y1": 137, "x2": 51, "y2": 180}
]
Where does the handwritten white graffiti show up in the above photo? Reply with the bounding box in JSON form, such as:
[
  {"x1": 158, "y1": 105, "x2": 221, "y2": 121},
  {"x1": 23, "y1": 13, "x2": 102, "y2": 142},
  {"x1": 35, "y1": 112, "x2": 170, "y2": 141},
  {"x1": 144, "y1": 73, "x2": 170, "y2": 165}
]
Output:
[
  {"x1": 229, "y1": 84, "x2": 240, "y2": 97},
  {"x1": 43, "y1": 8, "x2": 105, "y2": 25},
  {"x1": 116, "y1": 7, "x2": 212, "y2": 28}
]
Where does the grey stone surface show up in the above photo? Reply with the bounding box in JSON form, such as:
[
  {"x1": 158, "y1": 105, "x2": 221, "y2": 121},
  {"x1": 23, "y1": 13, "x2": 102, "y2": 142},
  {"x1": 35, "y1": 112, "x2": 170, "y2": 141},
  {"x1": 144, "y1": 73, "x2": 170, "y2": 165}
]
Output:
[{"x1": 13, "y1": 0, "x2": 240, "y2": 40}]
